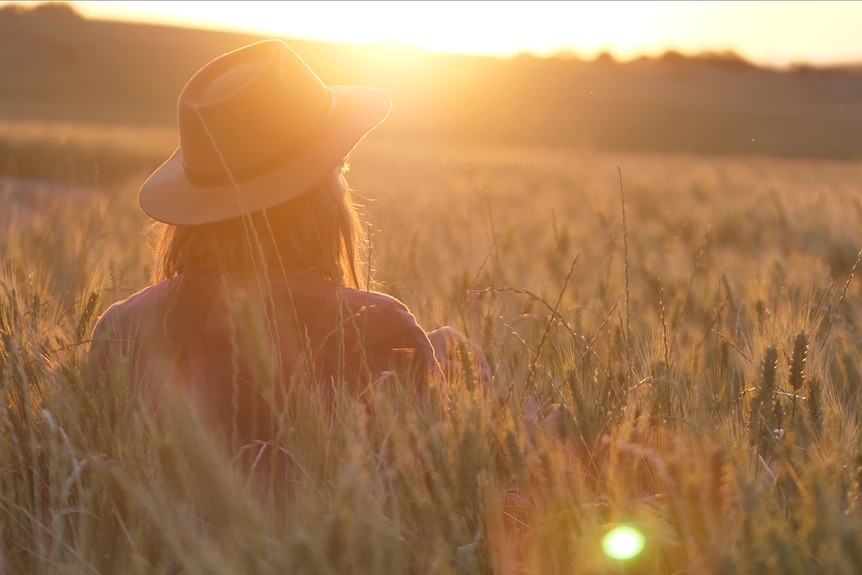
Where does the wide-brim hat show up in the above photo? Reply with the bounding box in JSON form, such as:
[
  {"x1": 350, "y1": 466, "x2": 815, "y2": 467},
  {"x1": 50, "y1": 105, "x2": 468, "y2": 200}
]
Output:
[{"x1": 139, "y1": 39, "x2": 391, "y2": 225}]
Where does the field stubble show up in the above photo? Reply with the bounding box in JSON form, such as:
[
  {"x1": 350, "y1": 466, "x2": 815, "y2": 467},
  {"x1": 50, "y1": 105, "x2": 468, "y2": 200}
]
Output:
[{"x1": 3, "y1": 131, "x2": 862, "y2": 573}]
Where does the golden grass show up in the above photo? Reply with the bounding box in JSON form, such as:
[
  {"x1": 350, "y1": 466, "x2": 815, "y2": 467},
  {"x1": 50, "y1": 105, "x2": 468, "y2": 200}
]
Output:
[
  {"x1": 3, "y1": 128, "x2": 862, "y2": 573},
  {"x1": 0, "y1": 120, "x2": 175, "y2": 185}
]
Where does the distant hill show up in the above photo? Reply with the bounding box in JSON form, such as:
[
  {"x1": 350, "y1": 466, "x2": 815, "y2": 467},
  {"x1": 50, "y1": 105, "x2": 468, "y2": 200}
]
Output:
[{"x1": 3, "y1": 2, "x2": 862, "y2": 161}]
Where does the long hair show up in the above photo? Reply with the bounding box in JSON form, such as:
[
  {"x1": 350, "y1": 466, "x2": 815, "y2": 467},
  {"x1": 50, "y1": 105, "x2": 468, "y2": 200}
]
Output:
[{"x1": 152, "y1": 167, "x2": 366, "y2": 287}]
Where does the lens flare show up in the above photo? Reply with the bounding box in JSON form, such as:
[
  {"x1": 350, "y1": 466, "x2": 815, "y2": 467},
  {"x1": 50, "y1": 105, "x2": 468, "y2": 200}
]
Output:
[{"x1": 602, "y1": 525, "x2": 645, "y2": 561}]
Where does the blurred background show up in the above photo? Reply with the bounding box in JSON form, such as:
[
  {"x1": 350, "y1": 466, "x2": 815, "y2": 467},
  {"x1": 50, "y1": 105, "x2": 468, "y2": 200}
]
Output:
[{"x1": 2, "y1": 0, "x2": 862, "y2": 186}]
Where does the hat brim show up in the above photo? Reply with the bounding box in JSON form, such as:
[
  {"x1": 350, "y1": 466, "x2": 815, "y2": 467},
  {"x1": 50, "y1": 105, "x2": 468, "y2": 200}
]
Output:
[{"x1": 139, "y1": 86, "x2": 391, "y2": 225}]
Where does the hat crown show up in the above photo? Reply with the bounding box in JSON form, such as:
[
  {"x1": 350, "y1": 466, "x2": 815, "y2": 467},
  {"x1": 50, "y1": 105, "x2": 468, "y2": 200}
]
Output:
[
  {"x1": 139, "y1": 39, "x2": 391, "y2": 226},
  {"x1": 178, "y1": 40, "x2": 333, "y2": 184}
]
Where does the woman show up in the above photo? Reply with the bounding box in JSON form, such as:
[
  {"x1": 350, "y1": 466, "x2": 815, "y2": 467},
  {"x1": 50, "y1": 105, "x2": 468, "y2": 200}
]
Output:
[{"x1": 90, "y1": 39, "x2": 486, "y2": 449}]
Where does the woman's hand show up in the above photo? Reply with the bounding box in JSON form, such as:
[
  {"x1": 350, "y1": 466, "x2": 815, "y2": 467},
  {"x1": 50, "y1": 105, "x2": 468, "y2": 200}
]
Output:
[{"x1": 426, "y1": 326, "x2": 490, "y2": 386}]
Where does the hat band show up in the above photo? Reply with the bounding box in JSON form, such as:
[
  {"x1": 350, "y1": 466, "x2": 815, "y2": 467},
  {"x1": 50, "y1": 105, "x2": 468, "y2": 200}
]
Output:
[{"x1": 182, "y1": 95, "x2": 336, "y2": 187}]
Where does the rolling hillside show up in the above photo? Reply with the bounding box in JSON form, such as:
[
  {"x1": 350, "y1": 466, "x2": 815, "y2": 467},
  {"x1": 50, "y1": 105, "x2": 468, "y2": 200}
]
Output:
[{"x1": 2, "y1": 1, "x2": 862, "y2": 173}]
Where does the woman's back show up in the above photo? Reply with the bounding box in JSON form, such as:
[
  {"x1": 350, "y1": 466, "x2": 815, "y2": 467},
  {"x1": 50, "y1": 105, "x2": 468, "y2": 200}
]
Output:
[{"x1": 91, "y1": 271, "x2": 438, "y2": 445}]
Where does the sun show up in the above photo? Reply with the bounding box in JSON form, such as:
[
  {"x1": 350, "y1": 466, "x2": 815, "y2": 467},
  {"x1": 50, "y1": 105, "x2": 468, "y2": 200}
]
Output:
[
  {"x1": 58, "y1": 0, "x2": 862, "y2": 67},
  {"x1": 66, "y1": 1, "x2": 676, "y2": 61}
]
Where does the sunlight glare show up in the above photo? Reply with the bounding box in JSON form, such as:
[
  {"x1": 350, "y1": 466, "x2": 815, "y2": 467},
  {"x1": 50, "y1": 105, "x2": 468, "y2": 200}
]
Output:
[
  {"x1": 65, "y1": 1, "x2": 710, "y2": 60},
  {"x1": 62, "y1": 1, "x2": 862, "y2": 67},
  {"x1": 602, "y1": 525, "x2": 646, "y2": 561}
]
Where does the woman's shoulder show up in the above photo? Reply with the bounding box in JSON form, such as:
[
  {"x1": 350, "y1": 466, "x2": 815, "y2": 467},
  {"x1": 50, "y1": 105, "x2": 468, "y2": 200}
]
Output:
[
  {"x1": 339, "y1": 286, "x2": 415, "y2": 318},
  {"x1": 335, "y1": 285, "x2": 432, "y2": 345},
  {"x1": 277, "y1": 276, "x2": 414, "y2": 318},
  {"x1": 92, "y1": 279, "x2": 178, "y2": 339}
]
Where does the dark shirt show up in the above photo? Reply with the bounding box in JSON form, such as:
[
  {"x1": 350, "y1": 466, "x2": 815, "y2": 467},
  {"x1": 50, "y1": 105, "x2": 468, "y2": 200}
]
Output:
[{"x1": 90, "y1": 272, "x2": 440, "y2": 444}]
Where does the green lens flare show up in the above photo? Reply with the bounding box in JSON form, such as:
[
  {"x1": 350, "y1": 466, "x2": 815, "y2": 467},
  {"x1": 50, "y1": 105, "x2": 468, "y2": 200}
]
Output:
[{"x1": 602, "y1": 525, "x2": 645, "y2": 560}]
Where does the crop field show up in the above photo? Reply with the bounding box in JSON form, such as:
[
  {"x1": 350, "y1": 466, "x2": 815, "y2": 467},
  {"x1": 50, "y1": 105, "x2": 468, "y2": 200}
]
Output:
[{"x1": 3, "y1": 123, "x2": 862, "y2": 574}]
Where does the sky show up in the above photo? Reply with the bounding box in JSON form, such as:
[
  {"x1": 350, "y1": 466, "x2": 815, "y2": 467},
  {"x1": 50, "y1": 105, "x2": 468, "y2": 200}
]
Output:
[{"x1": 8, "y1": 1, "x2": 862, "y2": 68}]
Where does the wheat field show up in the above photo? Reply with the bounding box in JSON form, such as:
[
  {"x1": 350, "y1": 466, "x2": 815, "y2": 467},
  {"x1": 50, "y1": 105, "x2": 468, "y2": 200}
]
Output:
[{"x1": 3, "y1": 129, "x2": 862, "y2": 573}]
